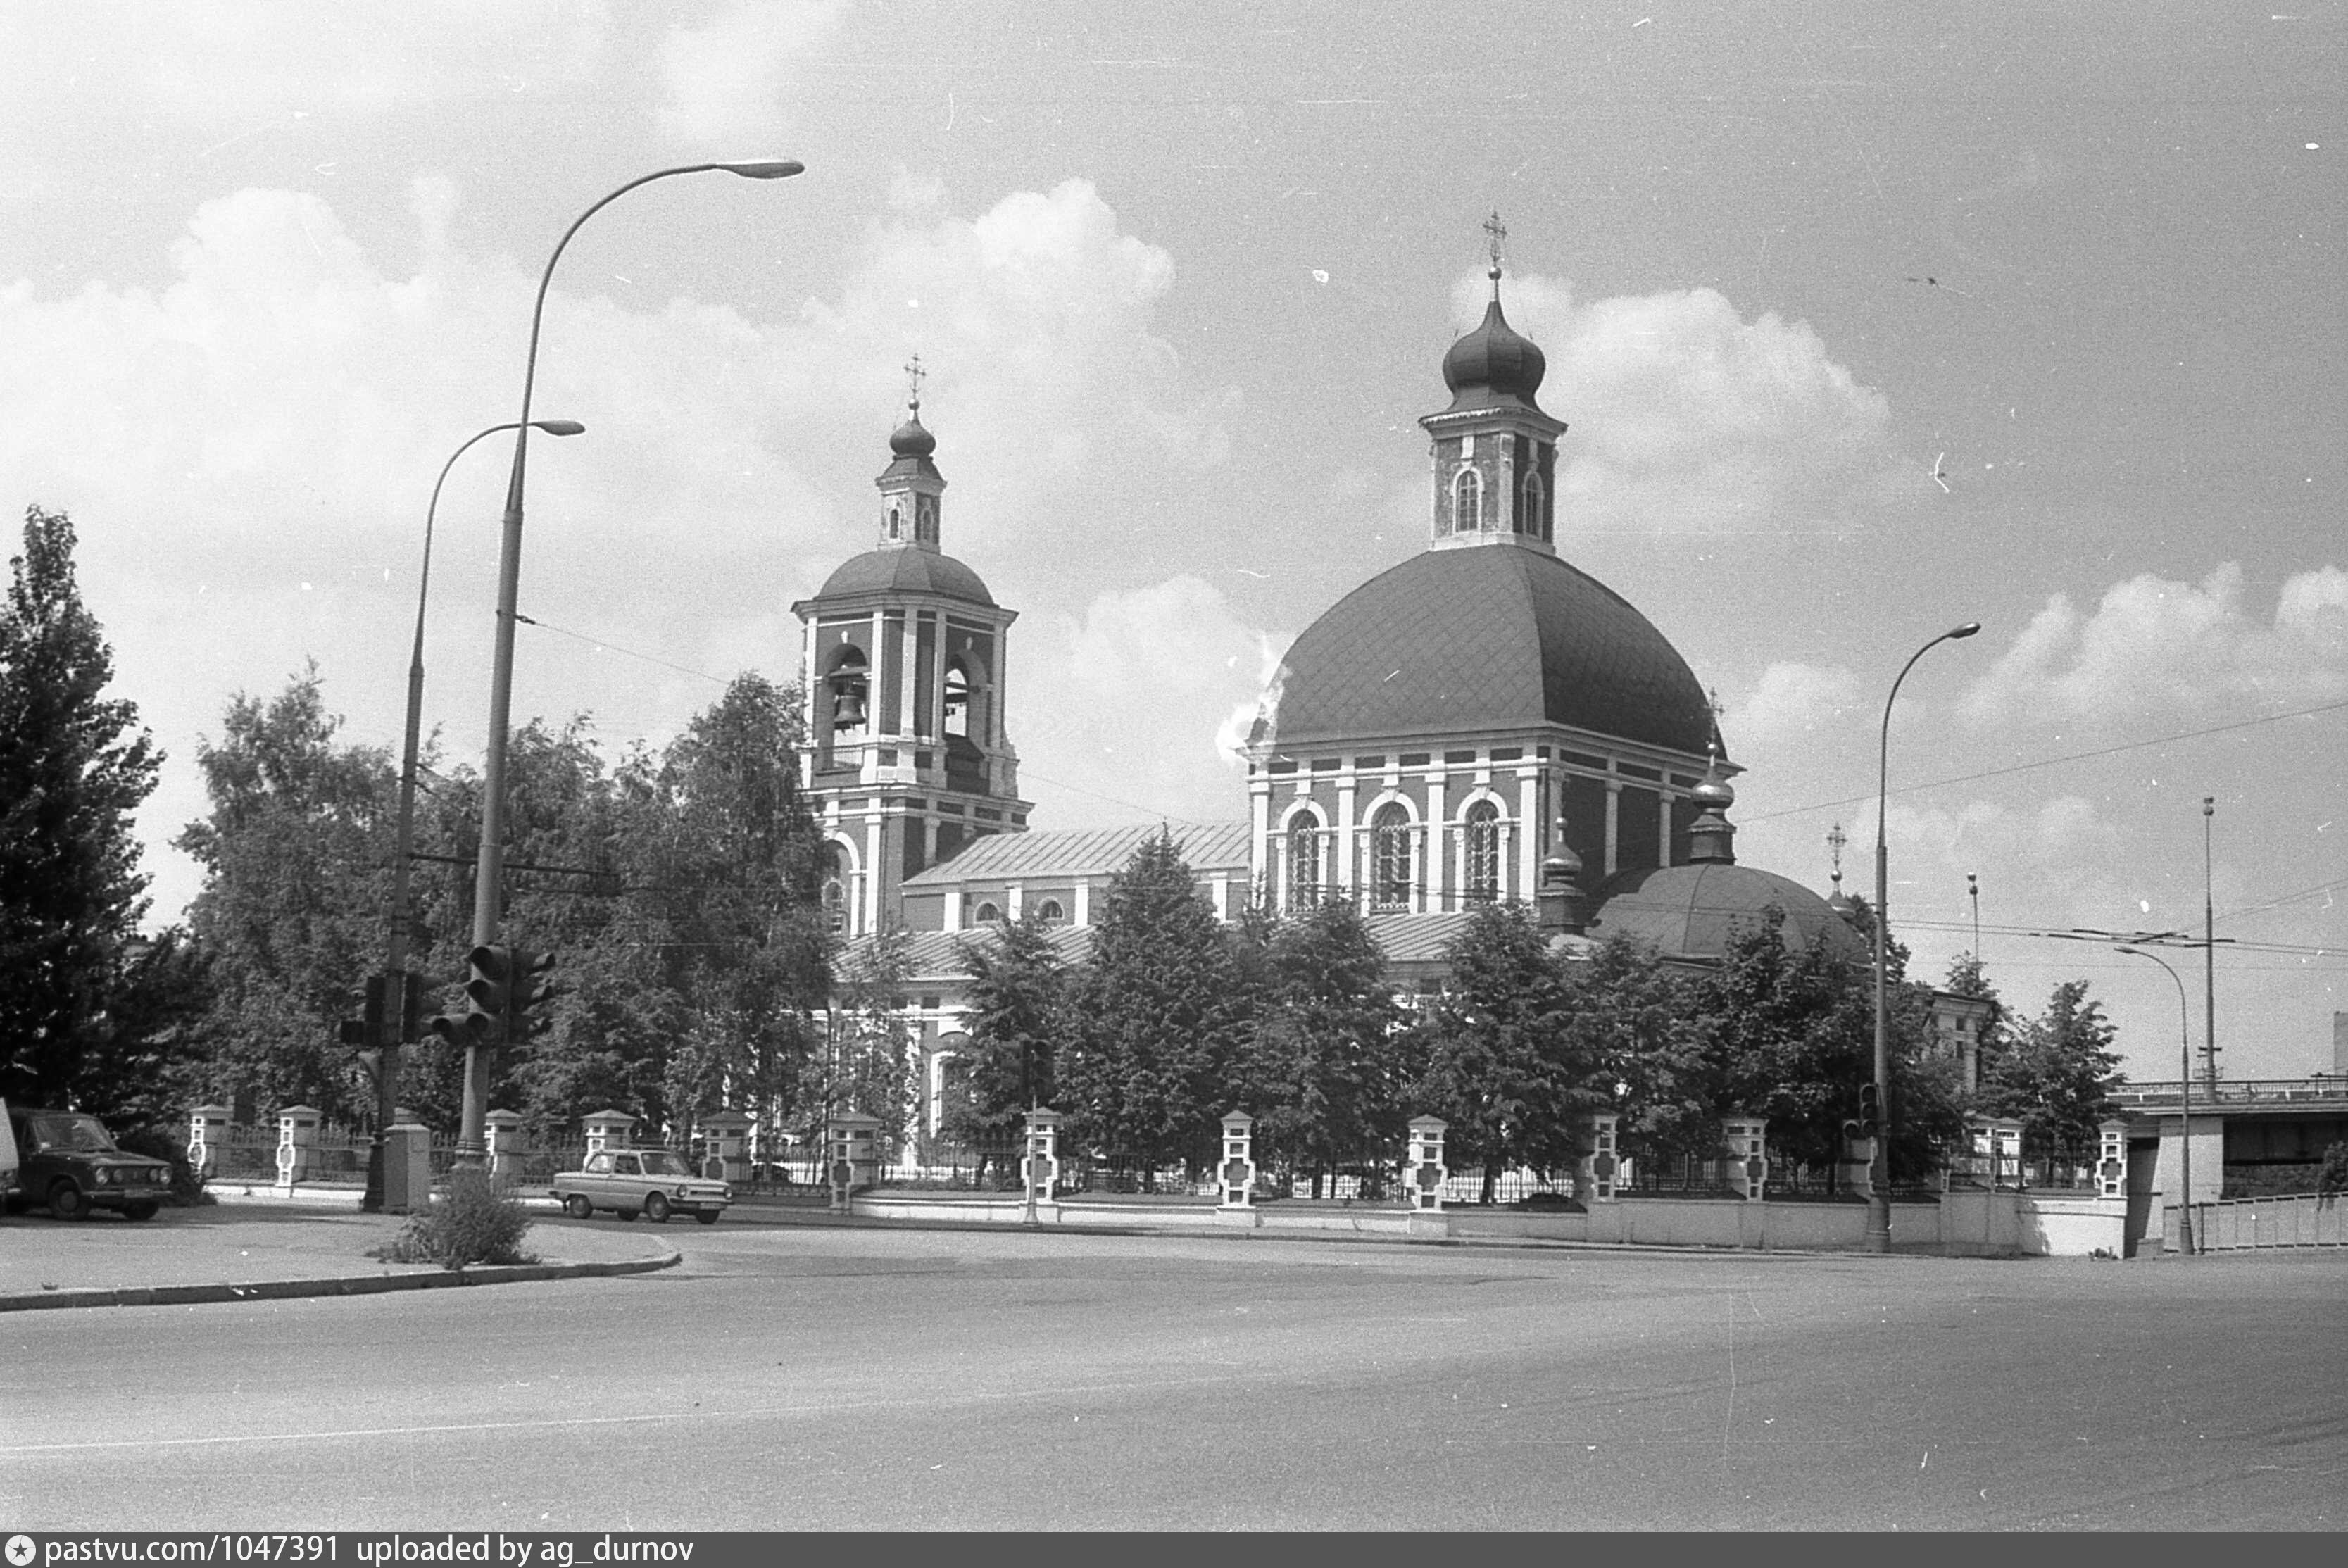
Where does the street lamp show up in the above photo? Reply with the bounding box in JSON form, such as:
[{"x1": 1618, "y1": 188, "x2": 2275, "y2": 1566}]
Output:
[
  {"x1": 458, "y1": 158, "x2": 803, "y2": 1163},
  {"x1": 363, "y1": 418, "x2": 584, "y2": 1211},
  {"x1": 1867, "y1": 620, "x2": 1980, "y2": 1253},
  {"x1": 2202, "y1": 797, "x2": 2220, "y2": 1093},
  {"x1": 2118, "y1": 944, "x2": 2197, "y2": 1255}
]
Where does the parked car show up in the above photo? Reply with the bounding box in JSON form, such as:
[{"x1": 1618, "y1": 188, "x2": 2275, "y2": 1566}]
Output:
[
  {"x1": 4, "y1": 1105, "x2": 173, "y2": 1221},
  {"x1": 550, "y1": 1148, "x2": 731, "y2": 1224}
]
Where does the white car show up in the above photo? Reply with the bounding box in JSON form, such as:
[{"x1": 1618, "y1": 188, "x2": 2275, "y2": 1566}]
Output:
[{"x1": 550, "y1": 1148, "x2": 731, "y2": 1224}]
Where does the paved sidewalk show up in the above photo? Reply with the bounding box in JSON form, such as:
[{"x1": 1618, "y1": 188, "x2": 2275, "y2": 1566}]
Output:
[{"x1": 0, "y1": 1198, "x2": 677, "y2": 1312}]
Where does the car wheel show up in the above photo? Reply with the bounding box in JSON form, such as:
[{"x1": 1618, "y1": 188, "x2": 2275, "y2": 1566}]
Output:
[
  {"x1": 49, "y1": 1181, "x2": 88, "y2": 1221},
  {"x1": 123, "y1": 1200, "x2": 160, "y2": 1222},
  {"x1": 642, "y1": 1191, "x2": 672, "y2": 1224},
  {"x1": 696, "y1": 1210, "x2": 720, "y2": 1226},
  {"x1": 564, "y1": 1194, "x2": 594, "y2": 1221}
]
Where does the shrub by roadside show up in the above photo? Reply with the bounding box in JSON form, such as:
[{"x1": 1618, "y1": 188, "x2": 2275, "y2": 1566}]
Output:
[{"x1": 371, "y1": 1169, "x2": 538, "y2": 1270}]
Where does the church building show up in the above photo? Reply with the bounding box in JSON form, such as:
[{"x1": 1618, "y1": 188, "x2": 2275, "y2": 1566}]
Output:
[{"x1": 796, "y1": 248, "x2": 1865, "y2": 1141}]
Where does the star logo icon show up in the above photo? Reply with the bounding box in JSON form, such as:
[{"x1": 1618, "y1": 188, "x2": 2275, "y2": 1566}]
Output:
[{"x1": 6, "y1": 1534, "x2": 38, "y2": 1567}]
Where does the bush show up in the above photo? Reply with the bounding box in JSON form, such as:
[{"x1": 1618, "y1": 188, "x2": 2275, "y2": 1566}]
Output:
[
  {"x1": 112, "y1": 1124, "x2": 215, "y2": 1206},
  {"x1": 372, "y1": 1169, "x2": 538, "y2": 1270}
]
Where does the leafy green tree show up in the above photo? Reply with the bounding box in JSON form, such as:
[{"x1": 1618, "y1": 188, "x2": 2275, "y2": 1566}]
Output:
[
  {"x1": 944, "y1": 910, "x2": 1072, "y2": 1163},
  {"x1": 1238, "y1": 894, "x2": 1408, "y2": 1195},
  {"x1": 1060, "y1": 830, "x2": 1249, "y2": 1187},
  {"x1": 178, "y1": 668, "x2": 392, "y2": 1125},
  {"x1": 1412, "y1": 901, "x2": 1599, "y2": 1201},
  {"x1": 823, "y1": 924, "x2": 915, "y2": 1161},
  {"x1": 1980, "y1": 979, "x2": 2123, "y2": 1163},
  {"x1": 1698, "y1": 907, "x2": 1957, "y2": 1186},
  {"x1": 0, "y1": 505, "x2": 165, "y2": 1110},
  {"x1": 1563, "y1": 934, "x2": 1718, "y2": 1169}
]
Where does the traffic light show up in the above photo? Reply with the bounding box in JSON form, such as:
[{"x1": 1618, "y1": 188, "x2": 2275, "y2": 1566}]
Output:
[
  {"x1": 339, "y1": 974, "x2": 387, "y2": 1048},
  {"x1": 398, "y1": 970, "x2": 426, "y2": 1044},
  {"x1": 463, "y1": 944, "x2": 513, "y2": 1041},
  {"x1": 506, "y1": 948, "x2": 559, "y2": 1041},
  {"x1": 1857, "y1": 1081, "x2": 1882, "y2": 1139}
]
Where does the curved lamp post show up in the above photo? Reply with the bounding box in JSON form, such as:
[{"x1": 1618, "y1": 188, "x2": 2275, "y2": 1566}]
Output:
[
  {"x1": 458, "y1": 158, "x2": 804, "y2": 1162},
  {"x1": 1867, "y1": 620, "x2": 1980, "y2": 1253},
  {"x1": 2118, "y1": 944, "x2": 2197, "y2": 1255},
  {"x1": 363, "y1": 418, "x2": 583, "y2": 1210}
]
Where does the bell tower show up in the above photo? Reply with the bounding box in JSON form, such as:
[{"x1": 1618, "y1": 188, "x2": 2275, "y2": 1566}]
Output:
[{"x1": 793, "y1": 369, "x2": 1029, "y2": 938}]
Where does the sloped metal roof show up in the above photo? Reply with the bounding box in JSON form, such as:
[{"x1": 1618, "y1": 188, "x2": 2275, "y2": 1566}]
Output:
[
  {"x1": 902, "y1": 821, "x2": 1253, "y2": 887},
  {"x1": 1584, "y1": 863, "x2": 1863, "y2": 964}
]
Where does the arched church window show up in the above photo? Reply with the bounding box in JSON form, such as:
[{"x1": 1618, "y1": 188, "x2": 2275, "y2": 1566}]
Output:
[
  {"x1": 917, "y1": 495, "x2": 938, "y2": 543},
  {"x1": 1284, "y1": 809, "x2": 1324, "y2": 912},
  {"x1": 1370, "y1": 803, "x2": 1413, "y2": 911},
  {"x1": 974, "y1": 900, "x2": 1002, "y2": 925},
  {"x1": 1036, "y1": 899, "x2": 1065, "y2": 927},
  {"x1": 1453, "y1": 468, "x2": 1483, "y2": 534},
  {"x1": 827, "y1": 647, "x2": 869, "y2": 732},
  {"x1": 822, "y1": 843, "x2": 850, "y2": 935},
  {"x1": 885, "y1": 503, "x2": 905, "y2": 541},
  {"x1": 943, "y1": 660, "x2": 971, "y2": 737},
  {"x1": 1463, "y1": 800, "x2": 1502, "y2": 903},
  {"x1": 1520, "y1": 472, "x2": 1544, "y2": 538}
]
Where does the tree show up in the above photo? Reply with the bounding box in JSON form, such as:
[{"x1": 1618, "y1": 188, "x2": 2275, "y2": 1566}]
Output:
[
  {"x1": 1563, "y1": 934, "x2": 1717, "y2": 1170},
  {"x1": 0, "y1": 506, "x2": 164, "y2": 1110},
  {"x1": 1981, "y1": 979, "x2": 2123, "y2": 1164},
  {"x1": 945, "y1": 910, "x2": 1072, "y2": 1165},
  {"x1": 1697, "y1": 908, "x2": 1958, "y2": 1186},
  {"x1": 1236, "y1": 894, "x2": 1408, "y2": 1196},
  {"x1": 1412, "y1": 901, "x2": 1598, "y2": 1201},
  {"x1": 177, "y1": 669, "x2": 394, "y2": 1126},
  {"x1": 1060, "y1": 830, "x2": 1248, "y2": 1188},
  {"x1": 823, "y1": 925, "x2": 915, "y2": 1161}
]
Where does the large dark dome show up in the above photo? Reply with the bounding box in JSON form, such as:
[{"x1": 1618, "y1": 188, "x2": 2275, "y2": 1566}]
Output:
[
  {"x1": 1252, "y1": 546, "x2": 1716, "y2": 754},
  {"x1": 817, "y1": 547, "x2": 993, "y2": 606},
  {"x1": 1584, "y1": 863, "x2": 1864, "y2": 964}
]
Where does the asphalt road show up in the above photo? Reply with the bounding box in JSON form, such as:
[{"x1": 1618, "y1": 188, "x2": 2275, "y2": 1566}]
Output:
[{"x1": 6, "y1": 1222, "x2": 2343, "y2": 1531}]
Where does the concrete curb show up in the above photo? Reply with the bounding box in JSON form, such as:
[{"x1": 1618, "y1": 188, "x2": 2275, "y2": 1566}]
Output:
[{"x1": 0, "y1": 1244, "x2": 681, "y2": 1314}]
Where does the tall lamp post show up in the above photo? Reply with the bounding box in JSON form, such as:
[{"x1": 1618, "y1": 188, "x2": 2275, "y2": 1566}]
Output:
[
  {"x1": 457, "y1": 158, "x2": 803, "y2": 1163},
  {"x1": 2202, "y1": 797, "x2": 2220, "y2": 1093},
  {"x1": 363, "y1": 418, "x2": 584, "y2": 1211},
  {"x1": 1868, "y1": 620, "x2": 1981, "y2": 1253},
  {"x1": 2118, "y1": 944, "x2": 2197, "y2": 1255}
]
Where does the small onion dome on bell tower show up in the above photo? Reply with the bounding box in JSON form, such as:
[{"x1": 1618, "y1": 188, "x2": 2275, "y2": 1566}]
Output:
[
  {"x1": 1685, "y1": 766, "x2": 1738, "y2": 865},
  {"x1": 874, "y1": 354, "x2": 946, "y2": 552},
  {"x1": 1825, "y1": 821, "x2": 1856, "y2": 919}
]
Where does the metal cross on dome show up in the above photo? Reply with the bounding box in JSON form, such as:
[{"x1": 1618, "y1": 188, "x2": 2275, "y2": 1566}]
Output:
[
  {"x1": 1483, "y1": 211, "x2": 1507, "y2": 280},
  {"x1": 1827, "y1": 822, "x2": 1848, "y2": 884},
  {"x1": 904, "y1": 352, "x2": 925, "y2": 413}
]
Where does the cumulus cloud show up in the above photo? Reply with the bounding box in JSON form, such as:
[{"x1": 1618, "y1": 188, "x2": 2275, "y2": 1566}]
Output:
[
  {"x1": 652, "y1": 0, "x2": 843, "y2": 149},
  {"x1": 1963, "y1": 563, "x2": 2348, "y2": 731},
  {"x1": 1450, "y1": 271, "x2": 1902, "y2": 539},
  {"x1": 1018, "y1": 575, "x2": 1283, "y2": 824},
  {"x1": 1725, "y1": 660, "x2": 1867, "y2": 765},
  {"x1": 0, "y1": 173, "x2": 1224, "y2": 920}
]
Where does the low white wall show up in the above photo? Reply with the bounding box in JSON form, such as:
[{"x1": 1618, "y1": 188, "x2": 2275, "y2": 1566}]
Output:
[{"x1": 850, "y1": 1189, "x2": 2127, "y2": 1256}]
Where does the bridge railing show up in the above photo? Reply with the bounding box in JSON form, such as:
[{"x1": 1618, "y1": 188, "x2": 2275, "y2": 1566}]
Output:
[{"x1": 2107, "y1": 1078, "x2": 2348, "y2": 1108}]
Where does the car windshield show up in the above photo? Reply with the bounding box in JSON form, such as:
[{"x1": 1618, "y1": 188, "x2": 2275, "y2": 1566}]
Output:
[
  {"x1": 32, "y1": 1114, "x2": 118, "y2": 1153},
  {"x1": 638, "y1": 1150, "x2": 691, "y2": 1177}
]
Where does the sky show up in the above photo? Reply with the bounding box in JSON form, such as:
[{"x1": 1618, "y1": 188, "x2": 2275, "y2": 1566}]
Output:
[{"x1": 1, "y1": 2, "x2": 2340, "y2": 1083}]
